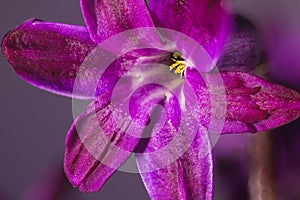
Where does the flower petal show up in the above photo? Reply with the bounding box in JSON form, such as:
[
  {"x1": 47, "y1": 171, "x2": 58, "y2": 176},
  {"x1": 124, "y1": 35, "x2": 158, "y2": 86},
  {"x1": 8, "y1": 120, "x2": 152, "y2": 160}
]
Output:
[
  {"x1": 1, "y1": 19, "x2": 96, "y2": 99},
  {"x1": 80, "y1": 0, "x2": 157, "y2": 44},
  {"x1": 93, "y1": 49, "x2": 170, "y2": 97},
  {"x1": 186, "y1": 69, "x2": 300, "y2": 134},
  {"x1": 222, "y1": 72, "x2": 300, "y2": 133},
  {"x1": 217, "y1": 15, "x2": 261, "y2": 72},
  {"x1": 130, "y1": 83, "x2": 182, "y2": 154},
  {"x1": 149, "y1": 0, "x2": 230, "y2": 59},
  {"x1": 64, "y1": 94, "x2": 143, "y2": 192},
  {"x1": 136, "y1": 126, "x2": 213, "y2": 200}
]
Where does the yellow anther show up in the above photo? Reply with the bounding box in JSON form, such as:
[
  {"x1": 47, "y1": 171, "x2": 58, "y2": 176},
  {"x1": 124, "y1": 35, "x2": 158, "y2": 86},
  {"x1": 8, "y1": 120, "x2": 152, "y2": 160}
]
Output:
[{"x1": 169, "y1": 52, "x2": 186, "y2": 78}]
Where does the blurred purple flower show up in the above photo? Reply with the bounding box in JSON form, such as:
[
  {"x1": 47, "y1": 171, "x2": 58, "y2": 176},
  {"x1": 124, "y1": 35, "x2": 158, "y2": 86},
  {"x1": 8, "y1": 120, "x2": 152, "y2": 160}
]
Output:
[
  {"x1": 2, "y1": 0, "x2": 300, "y2": 199},
  {"x1": 0, "y1": 190, "x2": 13, "y2": 200},
  {"x1": 253, "y1": 2, "x2": 300, "y2": 198},
  {"x1": 23, "y1": 161, "x2": 84, "y2": 200},
  {"x1": 259, "y1": 3, "x2": 300, "y2": 90},
  {"x1": 217, "y1": 15, "x2": 261, "y2": 72}
]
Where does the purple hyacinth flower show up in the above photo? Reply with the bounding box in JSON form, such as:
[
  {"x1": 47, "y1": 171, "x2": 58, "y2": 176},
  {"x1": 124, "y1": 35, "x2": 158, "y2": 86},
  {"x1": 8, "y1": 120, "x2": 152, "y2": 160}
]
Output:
[{"x1": 2, "y1": 0, "x2": 300, "y2": 199}]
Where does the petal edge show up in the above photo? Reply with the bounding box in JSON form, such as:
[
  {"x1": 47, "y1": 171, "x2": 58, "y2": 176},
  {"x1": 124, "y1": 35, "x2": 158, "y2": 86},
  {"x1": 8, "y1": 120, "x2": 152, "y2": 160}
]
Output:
[{"x1": 2, "y1": 19, "x2": 96, "y2": 99}]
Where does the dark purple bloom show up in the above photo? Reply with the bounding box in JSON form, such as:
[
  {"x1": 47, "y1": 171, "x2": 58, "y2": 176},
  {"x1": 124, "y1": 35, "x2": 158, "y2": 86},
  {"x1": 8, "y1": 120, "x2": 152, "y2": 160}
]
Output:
[
  {"x1": 23, "y1": 162, "x2": 82, "y2": 200},
  {"x1": 217, "y1": 15, "x2": 261, "y2": 72},
  {"x1": 2, "y1": 0, "x2": 300, "y2": 199}
]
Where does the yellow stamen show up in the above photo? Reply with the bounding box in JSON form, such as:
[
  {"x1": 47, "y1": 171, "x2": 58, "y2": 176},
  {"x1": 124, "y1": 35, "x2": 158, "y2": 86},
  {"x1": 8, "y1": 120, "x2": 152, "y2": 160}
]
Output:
[{"x1": 169, "y1": 52, "x2": 186, "y2": 78}]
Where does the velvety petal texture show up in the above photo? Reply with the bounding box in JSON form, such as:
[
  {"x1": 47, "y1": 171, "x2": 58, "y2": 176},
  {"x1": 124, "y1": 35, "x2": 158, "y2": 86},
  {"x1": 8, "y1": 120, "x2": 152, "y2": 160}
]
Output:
[
  {"x1": 130, "y1": 83, "x2": 182, "y2": 154},
  {"x1": 222, "y1": 72, "x2": 300, "y2": 133},
  {"x1": 1, "y1": 19, "x2": 96, "y2": 98},
  {"x1": 137, "y1": 126, "x2": 213, "y2": 200},
  {"x1": 64, "y1": 94, "x2": 143, "y2": 192},
  {"x1": 93, "y1": 49, "x2": 170, "y2": 98},
  {"x1": 149, "y1": 0, "x2": 230, "y2": 58},
  {"x1": 80, "y1": 0, "x2": 157, "y2": 44},
  {"x1": 186, "y1": 69, "x2": 300, "y2": 134},
  {"x1": 217, "y1": 16, "x2": 261, "y2": 72}
]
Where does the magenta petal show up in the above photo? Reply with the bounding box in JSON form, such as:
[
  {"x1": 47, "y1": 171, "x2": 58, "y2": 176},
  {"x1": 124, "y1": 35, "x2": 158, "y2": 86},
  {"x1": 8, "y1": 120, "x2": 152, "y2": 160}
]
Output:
[
  {"x1": 94, "y1": 49, "x2": 170, "y2": 97},
  {"x1": 222, "y1": 72, "x2": 300, "y2": 133},
  {"x1": 80, "y1": 0, "x2": 157, "y2": 44},
  {"x1": 149, "y1": 0, "x2": 230, "y2": 58},
  {"x1": 129, "y1": 83, "x2": 181, "y2": 153},
  {"x1": 136, "y1": 126, "x2": 213, "y2": 200},
  {"x1": 1, "y1": 19, "x2": 96, "y2": 99},
  {"x1": 64, "y1": 95, "x2": 143, "y2": 192},
  {"x1": 186, "y1": 69, "x2": 300, "y2": 134}
]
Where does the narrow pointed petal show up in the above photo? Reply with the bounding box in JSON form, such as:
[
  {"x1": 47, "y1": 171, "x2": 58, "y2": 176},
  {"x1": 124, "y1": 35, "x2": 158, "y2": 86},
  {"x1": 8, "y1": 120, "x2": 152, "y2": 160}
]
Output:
[
  {"x1": 217, "y1": 16, "x2": 261, "y2": 72},
  {"x1": 222, "y1": 72, "x2": 300, "y2": 133},
  {"x1": 1, "y1": 19, "x2": 96, "y2": 98},
  {"x1": 64, "y1": 95, "x2": 143, "y2": 192},
  {"x1": 65, "y1": 82, "x2": 178, "y2": 192},
  {"x1": 186, "y1": 70, "x2": 300, "y2": 134},
  {"x1": 136, "y1": 126, "x2": 213, "y2": 200},
  {"x1": 131, "y1": 82, "x2": 213, "y2": 199},
  {"x1": 80, "y1": 0, "x2": 157, "y2": 44},
  {"x1": 149, "y1": 0, "x2": 230, "y2": 60}
]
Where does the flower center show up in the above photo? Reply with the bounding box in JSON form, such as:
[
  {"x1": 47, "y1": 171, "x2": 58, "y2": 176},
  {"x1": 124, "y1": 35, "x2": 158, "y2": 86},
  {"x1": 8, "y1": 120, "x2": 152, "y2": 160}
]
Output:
[{"x1": 169, "y1": 51, "x2": 186, "y2": 79}]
